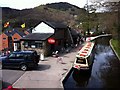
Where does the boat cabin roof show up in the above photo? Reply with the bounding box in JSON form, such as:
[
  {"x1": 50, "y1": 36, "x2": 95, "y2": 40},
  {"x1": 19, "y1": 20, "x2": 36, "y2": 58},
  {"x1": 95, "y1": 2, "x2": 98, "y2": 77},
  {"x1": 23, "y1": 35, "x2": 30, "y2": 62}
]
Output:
[{"x1": 76, "y1": 42, "x2": 94, "y2": 58}]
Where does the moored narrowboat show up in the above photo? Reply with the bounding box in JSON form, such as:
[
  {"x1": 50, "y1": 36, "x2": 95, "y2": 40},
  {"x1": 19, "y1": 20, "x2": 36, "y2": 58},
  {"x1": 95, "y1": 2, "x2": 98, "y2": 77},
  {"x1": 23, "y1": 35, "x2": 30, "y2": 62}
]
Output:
[{"x1": 73, "y1": 42, "x2": 95, "y2": 71}]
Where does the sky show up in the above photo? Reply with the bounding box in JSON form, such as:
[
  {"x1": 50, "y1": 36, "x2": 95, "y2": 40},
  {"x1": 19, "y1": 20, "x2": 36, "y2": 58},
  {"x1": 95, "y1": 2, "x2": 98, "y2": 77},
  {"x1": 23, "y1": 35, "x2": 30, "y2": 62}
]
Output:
[
  {"x1": 0, "y1": 0, "x2": 119, "y2": 10},
  {"x1": 0, "y1": 0, "x2": 89, "y2": 10}
]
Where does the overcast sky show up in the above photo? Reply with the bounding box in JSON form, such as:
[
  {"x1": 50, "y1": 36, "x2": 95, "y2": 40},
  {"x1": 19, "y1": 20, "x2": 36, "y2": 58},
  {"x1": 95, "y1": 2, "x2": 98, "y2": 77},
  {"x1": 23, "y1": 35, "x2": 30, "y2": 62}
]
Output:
[
  {"x1": 0, "y1": 0, "x2": 119, "y2": 10},
  {"x1": 0, "y1": 0, "x2": 89, "y2": 10}
]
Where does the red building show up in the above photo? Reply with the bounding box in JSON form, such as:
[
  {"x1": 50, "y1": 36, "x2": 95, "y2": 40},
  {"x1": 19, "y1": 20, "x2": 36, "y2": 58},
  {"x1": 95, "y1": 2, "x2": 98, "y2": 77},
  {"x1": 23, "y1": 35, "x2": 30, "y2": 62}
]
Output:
[
  {"x1": 0, "y1": 33, "x2": 9, "y2": 51},
  {"x1": 0, "y1": 29, "x2": 30, "y2": 52}
]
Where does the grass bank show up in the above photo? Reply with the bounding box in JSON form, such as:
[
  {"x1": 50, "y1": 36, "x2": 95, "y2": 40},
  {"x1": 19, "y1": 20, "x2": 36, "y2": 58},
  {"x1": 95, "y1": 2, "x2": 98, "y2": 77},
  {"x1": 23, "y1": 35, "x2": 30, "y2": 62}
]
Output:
[{"x1": 111, "y1": 39, "x2": 120, "y2": 60}]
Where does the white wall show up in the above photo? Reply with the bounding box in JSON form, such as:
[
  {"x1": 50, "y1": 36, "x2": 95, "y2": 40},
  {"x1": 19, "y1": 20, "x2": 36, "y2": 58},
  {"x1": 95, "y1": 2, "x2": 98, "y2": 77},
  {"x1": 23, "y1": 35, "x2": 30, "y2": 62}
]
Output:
[{"x1": 32, "y1": 22, "x2": 54, "y2": 33}]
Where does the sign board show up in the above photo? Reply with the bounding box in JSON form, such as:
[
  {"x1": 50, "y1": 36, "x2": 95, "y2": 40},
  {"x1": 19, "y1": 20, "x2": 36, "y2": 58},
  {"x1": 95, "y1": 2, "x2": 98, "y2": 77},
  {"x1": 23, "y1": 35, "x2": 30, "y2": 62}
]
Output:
[{"x1": 48, "y1": 38, "x2": 55, "y2": 44}]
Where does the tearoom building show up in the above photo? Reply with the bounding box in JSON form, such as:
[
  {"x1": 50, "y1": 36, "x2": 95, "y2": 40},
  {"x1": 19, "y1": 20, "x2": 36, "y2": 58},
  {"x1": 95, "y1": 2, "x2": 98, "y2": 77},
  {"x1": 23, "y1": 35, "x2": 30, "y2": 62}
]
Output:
[{"x1": 20, "y1": 21, "x2": 74, "y2": 56}]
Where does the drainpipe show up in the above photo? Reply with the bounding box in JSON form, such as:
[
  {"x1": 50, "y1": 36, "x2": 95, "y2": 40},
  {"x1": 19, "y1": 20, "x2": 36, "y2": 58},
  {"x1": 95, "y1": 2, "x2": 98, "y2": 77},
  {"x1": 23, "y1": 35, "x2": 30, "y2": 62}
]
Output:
[{"x1": 68, "y1": 28, "x2": 74, "y2": 46}]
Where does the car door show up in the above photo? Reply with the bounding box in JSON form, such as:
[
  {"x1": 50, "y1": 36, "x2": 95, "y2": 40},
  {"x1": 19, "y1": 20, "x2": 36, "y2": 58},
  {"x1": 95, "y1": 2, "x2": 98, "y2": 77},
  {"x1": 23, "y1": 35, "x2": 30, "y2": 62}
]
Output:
[
  {"x1": 24, "y1": 53, "x2": 34, "y2": 66},
  {"x1": 10, "y1": 53, "x2": 25, "y2": 68},
  {"x1": 5, "y1": 53, "x2": 24, "y2": 68},
  {"x1": 2, "y1": 53, "x2": 16, "y2": 68}
]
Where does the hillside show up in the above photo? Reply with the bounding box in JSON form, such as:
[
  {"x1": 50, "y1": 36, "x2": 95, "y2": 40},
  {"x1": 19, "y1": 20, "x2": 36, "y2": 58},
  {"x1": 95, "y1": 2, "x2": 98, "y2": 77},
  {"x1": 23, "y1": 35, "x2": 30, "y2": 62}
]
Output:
[{"x1": 2, "y1": 2, "x2": 87, "y2": 29}]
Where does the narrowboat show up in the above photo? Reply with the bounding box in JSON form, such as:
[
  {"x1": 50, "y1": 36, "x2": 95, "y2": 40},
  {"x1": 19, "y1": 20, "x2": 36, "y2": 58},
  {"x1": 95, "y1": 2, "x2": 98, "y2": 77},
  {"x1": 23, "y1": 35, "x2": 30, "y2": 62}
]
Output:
[{"x1": 73, "y1": 42, "x2": 95, "y2": 71}]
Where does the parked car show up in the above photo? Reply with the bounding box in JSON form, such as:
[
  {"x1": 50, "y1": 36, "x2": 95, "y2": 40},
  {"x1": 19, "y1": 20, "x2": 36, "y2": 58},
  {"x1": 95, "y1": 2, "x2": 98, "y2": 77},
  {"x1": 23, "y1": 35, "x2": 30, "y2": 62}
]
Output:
[
  {"x1": 1, "y1": 50, "x2": 40, "y2": 71},
  {"x1": 0, "y1": 55, "x2": 7, "y2": 69}
]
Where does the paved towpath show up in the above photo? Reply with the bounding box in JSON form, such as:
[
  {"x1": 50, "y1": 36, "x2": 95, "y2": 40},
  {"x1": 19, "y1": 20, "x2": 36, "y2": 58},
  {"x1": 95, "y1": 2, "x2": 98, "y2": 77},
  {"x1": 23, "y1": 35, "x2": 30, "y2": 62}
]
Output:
[{"x1": 12, "y1": 47, "x2": 80, "y2": 88}]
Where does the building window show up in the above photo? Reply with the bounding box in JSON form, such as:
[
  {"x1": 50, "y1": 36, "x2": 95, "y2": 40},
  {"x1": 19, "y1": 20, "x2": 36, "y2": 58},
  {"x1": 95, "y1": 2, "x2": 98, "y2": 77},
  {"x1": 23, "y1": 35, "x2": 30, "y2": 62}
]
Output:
[
  {"x1": 24, "y1": 41, "x2": 43, "y2": 48},
  {"x1": 14, "y1": 38, "x2": 17, "y2": 40},
  {"x1": 3, "y1": 38, "x2": 6, "y2": 40},
  {"x1": 35, "y1": 43, "x2": 43, "y2": 48},
  {"x1": 24, "y1": 42, "x2": 28, "y2": 48}
]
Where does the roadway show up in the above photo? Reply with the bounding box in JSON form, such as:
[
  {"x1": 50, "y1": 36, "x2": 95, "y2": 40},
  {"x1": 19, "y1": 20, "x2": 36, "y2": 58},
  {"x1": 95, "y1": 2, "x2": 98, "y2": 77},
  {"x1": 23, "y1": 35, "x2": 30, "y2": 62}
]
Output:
[{"x1": 1, "y1": 69, "x2": 25, "y2": 89}]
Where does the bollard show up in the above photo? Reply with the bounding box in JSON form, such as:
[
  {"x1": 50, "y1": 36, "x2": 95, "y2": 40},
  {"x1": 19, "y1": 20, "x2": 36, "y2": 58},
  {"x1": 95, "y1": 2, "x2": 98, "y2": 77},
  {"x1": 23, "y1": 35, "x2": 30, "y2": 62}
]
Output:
[{"x1": 40, "y1": 53, "x2": 44, "y2": 61}]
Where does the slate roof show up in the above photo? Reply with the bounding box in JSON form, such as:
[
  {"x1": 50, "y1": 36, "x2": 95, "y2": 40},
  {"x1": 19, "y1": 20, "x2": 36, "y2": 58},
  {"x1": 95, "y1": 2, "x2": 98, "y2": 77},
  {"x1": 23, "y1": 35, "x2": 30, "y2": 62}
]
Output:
[
  {"x1": 13, "y1": 29, "x2": 26, "y2": 37},
  {"x1": 21, "y1": 33, "x2": 53, "y2": 41},
  {"x1": 70, "y1": 29, "x2": 79, "y2": 36},
  {"x1": 26, "y1": 29, "x2": 32, "y2": 34},
  {"x1": 4, "y1": 29, "x2": 26, "y2": 37},
  {"x1": 4, "y1": 30, "x2": 15, "y2": 36},
  {"x1": 36, "y1": 21, "x2": 68, "y2": 29}
]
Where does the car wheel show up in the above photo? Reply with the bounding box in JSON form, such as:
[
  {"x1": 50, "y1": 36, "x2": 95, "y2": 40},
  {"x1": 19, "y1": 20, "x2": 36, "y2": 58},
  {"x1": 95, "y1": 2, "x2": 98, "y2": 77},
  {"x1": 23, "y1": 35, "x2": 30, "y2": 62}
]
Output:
[{"x1": 20, "y1": 64, "x2": 27, "y2": 71}]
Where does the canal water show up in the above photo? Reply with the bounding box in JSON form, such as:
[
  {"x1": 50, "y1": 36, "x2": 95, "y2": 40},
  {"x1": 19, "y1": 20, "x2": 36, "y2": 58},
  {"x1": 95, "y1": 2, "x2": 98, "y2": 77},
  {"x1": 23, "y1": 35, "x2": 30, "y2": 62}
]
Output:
[{"x1": 64, "y1": 36, "x2": 120, "y2": 89}]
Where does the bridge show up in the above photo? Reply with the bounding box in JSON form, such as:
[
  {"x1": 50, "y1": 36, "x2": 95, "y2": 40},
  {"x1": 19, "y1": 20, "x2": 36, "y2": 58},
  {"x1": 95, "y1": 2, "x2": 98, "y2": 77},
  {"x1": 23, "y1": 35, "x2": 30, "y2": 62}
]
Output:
[{"x1": 86, "y1": 34, "x2": 112, "y2": 42}]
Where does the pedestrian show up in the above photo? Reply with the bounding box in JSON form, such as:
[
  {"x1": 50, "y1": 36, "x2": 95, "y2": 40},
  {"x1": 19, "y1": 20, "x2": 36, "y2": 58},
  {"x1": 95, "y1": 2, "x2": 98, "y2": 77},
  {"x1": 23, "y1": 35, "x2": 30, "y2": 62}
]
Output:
[
  {"x1": 6, "y1": 50, "x2": 10, "y2": 55},
  {"x1": 56, "y1": 56, "x2": 63, "y2": 64},
  {"x1": 52, "y1": 51, "x2": 59, "y2": 58}
]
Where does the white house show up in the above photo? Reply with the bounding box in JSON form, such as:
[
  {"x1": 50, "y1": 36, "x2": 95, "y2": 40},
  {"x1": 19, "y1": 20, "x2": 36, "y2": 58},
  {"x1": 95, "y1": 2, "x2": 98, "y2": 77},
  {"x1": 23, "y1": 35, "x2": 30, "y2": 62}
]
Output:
[{"x1": 32, "y1": 22, "x2": 54, "y2": 33}]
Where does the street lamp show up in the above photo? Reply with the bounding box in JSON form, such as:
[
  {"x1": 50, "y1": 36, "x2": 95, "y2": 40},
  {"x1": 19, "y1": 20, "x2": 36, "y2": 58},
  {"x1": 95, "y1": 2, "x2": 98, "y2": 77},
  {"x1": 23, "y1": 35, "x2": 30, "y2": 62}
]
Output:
[
  {"x1": 87, "y1": 0, "x2": 90, "y2": 36},
  {"x1": 118, "y1": 1, "x2": 120, "y2": 40}
]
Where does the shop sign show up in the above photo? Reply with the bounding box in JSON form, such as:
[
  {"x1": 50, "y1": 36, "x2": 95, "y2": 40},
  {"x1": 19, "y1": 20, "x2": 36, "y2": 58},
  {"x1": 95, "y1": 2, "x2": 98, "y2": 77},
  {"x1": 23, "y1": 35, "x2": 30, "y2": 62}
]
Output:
[{"x1": 48, "y1": 38, "x2": 55, "y2": 44}]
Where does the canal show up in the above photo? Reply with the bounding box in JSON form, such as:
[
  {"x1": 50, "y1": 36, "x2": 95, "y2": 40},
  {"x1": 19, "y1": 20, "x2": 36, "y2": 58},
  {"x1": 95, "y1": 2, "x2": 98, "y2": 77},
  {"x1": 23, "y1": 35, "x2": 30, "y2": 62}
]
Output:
[{"x1": 64, "y1": 36, "x2": 120, "y2": 89}]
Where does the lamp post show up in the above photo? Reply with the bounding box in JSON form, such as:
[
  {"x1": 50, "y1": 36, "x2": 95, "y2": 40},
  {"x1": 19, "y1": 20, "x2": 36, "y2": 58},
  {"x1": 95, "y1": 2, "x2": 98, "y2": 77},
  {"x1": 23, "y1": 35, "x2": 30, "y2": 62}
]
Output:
[
  {"x1": 118, "y1": 1, "x2": 120, "y2": 41},
  {"x1": 87, "y1": 0, "x2": 90, "y2": 36}
]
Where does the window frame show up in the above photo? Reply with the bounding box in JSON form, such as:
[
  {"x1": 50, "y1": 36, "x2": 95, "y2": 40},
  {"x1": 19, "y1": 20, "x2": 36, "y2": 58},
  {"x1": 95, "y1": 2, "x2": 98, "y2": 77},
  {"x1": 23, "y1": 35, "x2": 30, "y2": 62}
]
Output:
[{"x1": 76, "y1": 57, "x2": 86, "y2": 64}]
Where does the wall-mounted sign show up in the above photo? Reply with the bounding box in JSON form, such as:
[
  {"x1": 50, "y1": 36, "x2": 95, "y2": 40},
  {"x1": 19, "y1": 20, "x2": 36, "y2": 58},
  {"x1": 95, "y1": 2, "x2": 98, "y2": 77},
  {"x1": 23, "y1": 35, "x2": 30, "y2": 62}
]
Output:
[
  {"x1": 35, "y1": 41, "x2": 42, "y2": 43},
  {"x1": 31, "y1": 45, "x2": 36, "y2": 48},
  {"x1": 48, "y1": 38, "x2": 55, "y2": 44}
]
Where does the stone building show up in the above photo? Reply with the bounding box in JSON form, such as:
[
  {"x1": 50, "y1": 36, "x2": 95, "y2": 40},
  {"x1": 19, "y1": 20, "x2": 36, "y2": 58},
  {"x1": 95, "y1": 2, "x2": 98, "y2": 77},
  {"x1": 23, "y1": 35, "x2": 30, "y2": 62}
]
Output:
[{"x1": 20, "y1": 21, "x2": 74, "y2": 56}]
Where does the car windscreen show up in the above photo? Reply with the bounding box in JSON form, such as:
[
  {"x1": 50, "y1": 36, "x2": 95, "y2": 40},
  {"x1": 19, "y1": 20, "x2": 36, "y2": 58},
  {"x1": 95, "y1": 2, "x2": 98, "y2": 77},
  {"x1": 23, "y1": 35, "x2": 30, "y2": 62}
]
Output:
[{"x1": 76, "y1": 57, "x2": 86, "y2": 64}]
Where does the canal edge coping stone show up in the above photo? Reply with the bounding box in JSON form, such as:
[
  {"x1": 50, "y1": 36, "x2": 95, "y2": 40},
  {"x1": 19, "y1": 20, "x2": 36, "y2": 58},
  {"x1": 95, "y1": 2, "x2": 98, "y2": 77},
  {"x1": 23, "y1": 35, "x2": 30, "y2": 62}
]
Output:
[
  {"x1": 60, "y1": 64, "x2": 74, "y2": 87},
  {"x1": 109, "y1": 39, "x2": 120, "y2": 61}
]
